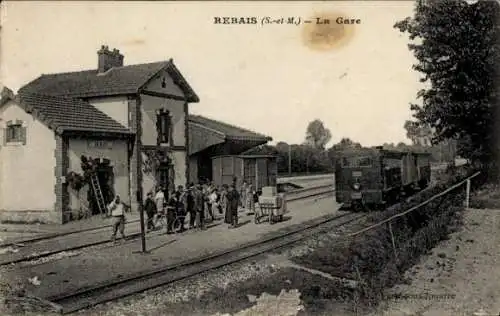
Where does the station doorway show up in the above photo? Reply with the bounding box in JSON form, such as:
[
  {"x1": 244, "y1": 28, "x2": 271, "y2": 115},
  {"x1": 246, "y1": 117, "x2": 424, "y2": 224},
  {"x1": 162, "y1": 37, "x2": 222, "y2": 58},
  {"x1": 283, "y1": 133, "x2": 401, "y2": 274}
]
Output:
[
  {"x1": 156, "y1": 162, "x2": 174, "y2": 199},
  {"x1": 87, "y1": 158, "x2": 115, "y2": 215}
]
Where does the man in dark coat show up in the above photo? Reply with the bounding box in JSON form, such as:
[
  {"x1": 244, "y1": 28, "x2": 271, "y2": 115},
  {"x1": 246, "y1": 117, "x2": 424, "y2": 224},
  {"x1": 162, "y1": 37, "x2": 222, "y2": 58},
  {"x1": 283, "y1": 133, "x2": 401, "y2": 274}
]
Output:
[
  {"x1": 175, "y1": 185, "x2": 186, "y2": 232},
  {"x1": 144, "y1": 191, "x2": 157, "y2": 232},
  {"x1": 226, "y1": 184, "x2": 240, "y2": 228},
  {"x1": 185, "y1": 184, "x2": 196, "y2": 229},
  {"x1": 193, "y1": 184, "x2": 205, "y2": 230}
]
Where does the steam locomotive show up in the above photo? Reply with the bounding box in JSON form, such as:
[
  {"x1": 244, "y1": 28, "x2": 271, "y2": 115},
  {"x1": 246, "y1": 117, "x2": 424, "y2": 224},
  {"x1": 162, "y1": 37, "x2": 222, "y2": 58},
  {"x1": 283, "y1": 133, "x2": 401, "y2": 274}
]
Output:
[{"x1": 335, "y1": 147, "x2": 431, "y2": 209}]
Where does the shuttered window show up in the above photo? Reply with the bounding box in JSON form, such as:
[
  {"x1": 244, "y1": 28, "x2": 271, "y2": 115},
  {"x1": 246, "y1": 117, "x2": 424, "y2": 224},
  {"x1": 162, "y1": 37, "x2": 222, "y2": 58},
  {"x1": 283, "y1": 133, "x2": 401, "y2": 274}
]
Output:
[
  {"x1": 156, "y1": 109, "x2": 172, "y2": 145},
  {"x1": 4, "y1": 121, "x2": 26, "y2": 145}
]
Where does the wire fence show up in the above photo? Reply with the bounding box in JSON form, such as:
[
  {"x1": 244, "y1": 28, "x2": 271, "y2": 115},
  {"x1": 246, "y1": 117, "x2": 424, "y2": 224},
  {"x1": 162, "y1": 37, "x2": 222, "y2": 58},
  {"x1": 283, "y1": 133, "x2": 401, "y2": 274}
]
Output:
[
  {"x1": 347, "y1": 171, "x2": 481, "y2": 239},
  {"x1": 293, "y1": 169, "x2": 483, "y2": 290},
  {"x1": 345, "y1": 170, "x2": 482, "y2": 298}
]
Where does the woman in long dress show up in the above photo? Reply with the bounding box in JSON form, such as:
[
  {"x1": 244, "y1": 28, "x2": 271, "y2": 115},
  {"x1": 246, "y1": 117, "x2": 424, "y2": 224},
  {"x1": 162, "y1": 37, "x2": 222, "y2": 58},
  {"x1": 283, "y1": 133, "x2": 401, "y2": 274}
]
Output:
[
  {"x1": 154, "y1": 186, "x2": 165, "y2": 227},
  {"x1": 240, "y1": 181, "x2": 248, "y2": 210},
  {"x1": 245, "y1": 185, "x2": 255, "y2": 215}
]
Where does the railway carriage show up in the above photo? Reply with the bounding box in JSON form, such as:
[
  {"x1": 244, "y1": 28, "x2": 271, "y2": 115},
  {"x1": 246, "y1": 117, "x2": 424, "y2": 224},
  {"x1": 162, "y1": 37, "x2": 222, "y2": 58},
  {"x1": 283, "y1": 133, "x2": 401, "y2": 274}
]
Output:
[{"x1": 335, "y1": 147, "x2": 431, "y2": 209}]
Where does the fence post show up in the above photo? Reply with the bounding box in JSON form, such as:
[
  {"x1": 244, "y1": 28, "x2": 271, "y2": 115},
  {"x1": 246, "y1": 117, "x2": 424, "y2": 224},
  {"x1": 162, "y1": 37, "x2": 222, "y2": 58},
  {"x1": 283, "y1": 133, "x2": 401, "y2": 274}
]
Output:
[
  {"x1": 388, "y1": 222, "x2": 397, "y2": 260},
  {"x1": 465, "y1": 179, "x2": 471, "y2": 208}
]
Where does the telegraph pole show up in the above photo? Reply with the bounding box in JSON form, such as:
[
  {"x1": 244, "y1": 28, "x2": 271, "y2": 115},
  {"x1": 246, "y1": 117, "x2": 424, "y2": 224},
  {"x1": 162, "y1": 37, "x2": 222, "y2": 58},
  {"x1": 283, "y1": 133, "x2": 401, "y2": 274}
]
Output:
[
  {"x1": 288, "y1": 144, "x2": 292, "y2": 176},
  {"x1": 136, "y1": 189, "x2": 146, "y2": 253}
]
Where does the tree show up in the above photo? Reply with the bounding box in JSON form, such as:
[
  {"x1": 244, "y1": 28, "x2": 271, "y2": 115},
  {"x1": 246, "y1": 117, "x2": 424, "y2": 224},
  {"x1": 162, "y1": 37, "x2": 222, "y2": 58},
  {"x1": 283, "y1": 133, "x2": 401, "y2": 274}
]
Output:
[
  {"x1": 274, "y1": 142, "x2": 291, "y2": 174},
  {"x1": 331, "y1": 138, "x2": 362, "y2": 151},
  {"x1": 394, "y1": 0, "x2": 500, "y2": 167},
  {"x1": 327, "y1": 138, "x2": 362, "y2": 165},
  {"x1": 305, "y1": 119, "x2": 332, "y2": 150},
  {"x1": 404, "y1": 120, "x2": 418, "y2": 145},
  {"x1": 275, "y1": 141, "x2": 289, "y2": 153}
]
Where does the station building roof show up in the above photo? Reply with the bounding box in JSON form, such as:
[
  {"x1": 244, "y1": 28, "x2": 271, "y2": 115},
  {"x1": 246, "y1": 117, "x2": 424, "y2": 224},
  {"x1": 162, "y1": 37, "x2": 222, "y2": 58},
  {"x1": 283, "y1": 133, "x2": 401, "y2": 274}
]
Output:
[
  {"x1": 1, "y1": 90, "x2": 132, "y2": 138},
  {"x1": 18, "y1": 60, "x2": 199, "y2": 102},
  {"x1": 188, "y1": 115, "x2": 272, "y2": 155}
]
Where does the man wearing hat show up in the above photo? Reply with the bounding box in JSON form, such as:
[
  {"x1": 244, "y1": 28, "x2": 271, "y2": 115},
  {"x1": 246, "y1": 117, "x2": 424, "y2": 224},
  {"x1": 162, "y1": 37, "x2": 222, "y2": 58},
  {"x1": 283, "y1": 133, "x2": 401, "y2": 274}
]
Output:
[
  {"x1": 186, "y1": 183, "x2": 196, "y2": 229},
  {"x1": 226, "y1": 184, "x2": 240, "y2": 228},
  {"x1": 144, "y1": 191, "x2": 157, "y2": 232},
  {"x1": 193, "y1": 183, "x2": 206, "y2": 230}
]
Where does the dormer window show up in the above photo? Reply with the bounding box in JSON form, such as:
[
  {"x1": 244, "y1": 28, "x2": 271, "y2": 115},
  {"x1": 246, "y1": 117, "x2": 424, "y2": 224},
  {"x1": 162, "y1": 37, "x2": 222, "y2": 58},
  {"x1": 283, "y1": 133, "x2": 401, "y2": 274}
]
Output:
[
  {"x1": 156, "y1": 109, "x2": 172, "y2": 145},
  {"x1": 4, "y1": 120, "x2": 26, "y2": 145}
]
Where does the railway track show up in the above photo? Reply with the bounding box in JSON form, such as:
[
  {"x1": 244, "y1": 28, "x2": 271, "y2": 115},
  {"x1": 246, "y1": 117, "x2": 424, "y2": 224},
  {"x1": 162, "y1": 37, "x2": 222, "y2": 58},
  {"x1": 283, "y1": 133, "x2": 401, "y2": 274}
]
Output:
[
  {"x1": 49, "y1": 177, "x2": 460, "y2": 313},
  {"x1": 49, "y1": 211, "x2": 366, "y2": 314},
  {"x1": 0, "y1": 184, "x2": 334, "y2": 267},
  {"x1": 0, "y1": 185, "x2": 333, "y2": 249}
]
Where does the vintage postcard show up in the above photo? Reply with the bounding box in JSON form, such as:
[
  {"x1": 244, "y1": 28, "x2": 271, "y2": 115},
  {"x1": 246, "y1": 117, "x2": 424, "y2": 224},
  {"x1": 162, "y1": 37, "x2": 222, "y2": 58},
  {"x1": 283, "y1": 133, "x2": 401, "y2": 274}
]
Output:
[{"x1": 0, "y1": 1, "x2": 498, "y2": 315}]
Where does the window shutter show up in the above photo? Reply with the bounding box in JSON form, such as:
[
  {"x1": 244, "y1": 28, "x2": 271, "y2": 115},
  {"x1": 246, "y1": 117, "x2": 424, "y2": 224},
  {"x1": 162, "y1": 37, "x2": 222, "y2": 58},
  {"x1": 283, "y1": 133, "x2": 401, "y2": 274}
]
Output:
[
  {"x1": 167, "y1": 115, "x2": 173, "y2": 145},
  {"x1": 2, "y1": 128, "x2": 6, "y2": 146},
  {"x1": 156, "y1": 113, "x2": 161, "y2": 145},
  {"x1": 21, "y1": 127, "x2": 27, "y2": 145}
]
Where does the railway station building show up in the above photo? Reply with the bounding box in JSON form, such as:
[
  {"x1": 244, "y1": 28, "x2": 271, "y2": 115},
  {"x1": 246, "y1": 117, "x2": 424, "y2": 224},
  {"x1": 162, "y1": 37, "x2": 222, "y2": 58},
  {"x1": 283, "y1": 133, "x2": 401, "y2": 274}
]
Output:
[{"x1": 0, "y1": 46, "x2": 273, "y2": 224}]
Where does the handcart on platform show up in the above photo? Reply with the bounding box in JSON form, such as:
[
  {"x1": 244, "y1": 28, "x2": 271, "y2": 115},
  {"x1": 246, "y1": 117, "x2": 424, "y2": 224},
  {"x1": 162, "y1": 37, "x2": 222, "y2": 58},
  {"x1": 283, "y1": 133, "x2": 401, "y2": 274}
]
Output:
[{"x1": 255, "y1": 187, "x2": 287, "y2": 224}]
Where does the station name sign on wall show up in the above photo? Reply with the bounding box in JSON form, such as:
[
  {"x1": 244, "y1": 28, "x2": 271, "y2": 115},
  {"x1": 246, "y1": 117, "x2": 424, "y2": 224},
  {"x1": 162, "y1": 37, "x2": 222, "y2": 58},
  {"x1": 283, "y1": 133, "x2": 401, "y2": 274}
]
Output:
[{"x1": 87, "y1": 140, "x2": 113, "y2": 149}]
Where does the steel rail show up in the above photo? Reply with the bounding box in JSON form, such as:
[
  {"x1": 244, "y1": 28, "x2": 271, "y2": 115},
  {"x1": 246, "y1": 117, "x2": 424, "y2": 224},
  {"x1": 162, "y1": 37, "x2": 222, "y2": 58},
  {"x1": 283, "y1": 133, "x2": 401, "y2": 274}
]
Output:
[
  {"x1": 49, "y1": 211, "x2": 365, "y2": 314},
  {"x1": 0, "y1": 186, "x2": 334, "y2": 267},
  {"x1": 0, "y1": 184, "x2": 333, "y2": 248},
  {"x1": 52, "y1": 172, "x2": 473, "y2": 313}
]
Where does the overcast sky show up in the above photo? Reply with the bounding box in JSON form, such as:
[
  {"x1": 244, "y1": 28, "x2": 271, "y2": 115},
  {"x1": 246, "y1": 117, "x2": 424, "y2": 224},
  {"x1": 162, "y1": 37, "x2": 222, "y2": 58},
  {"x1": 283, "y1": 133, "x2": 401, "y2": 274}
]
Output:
[{"x1": 1, "y1": 1, "x2": 422, "y2": 147}]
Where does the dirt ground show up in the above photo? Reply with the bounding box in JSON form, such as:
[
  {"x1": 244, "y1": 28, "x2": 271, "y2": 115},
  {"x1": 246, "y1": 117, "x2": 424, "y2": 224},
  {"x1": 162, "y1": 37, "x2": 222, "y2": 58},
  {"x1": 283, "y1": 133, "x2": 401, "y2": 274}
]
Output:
[
  {"x1": 206, "y1": 206, "x2": 500, "y2": 316},
  {"x1": 3, "y1": 207, "x2": 500, "y2": 316},
  {"x1": 370, "y1": 208, "x2": 500, "y2": 316}
]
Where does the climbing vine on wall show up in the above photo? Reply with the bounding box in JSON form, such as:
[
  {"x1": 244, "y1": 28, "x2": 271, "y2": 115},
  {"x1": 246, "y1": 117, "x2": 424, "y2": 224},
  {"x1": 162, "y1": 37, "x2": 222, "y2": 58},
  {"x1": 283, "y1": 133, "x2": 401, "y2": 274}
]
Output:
[
  {"x1": 65, "y1": 155, "x2": 100, "y2": 191},
  {"x1": 142, "y1": 149, "x2": 172, "y2": 174},
  {"x1": 66, "y1": 171, "x2": 85, "y2": 191}
]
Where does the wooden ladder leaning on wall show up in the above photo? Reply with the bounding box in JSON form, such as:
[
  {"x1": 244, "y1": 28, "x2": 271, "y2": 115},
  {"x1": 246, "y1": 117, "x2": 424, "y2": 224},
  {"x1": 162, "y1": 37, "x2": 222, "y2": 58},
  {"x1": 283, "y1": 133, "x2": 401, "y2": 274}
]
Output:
[{"x1": 89, "y1": 172, "x2": 108, "y2": 218}]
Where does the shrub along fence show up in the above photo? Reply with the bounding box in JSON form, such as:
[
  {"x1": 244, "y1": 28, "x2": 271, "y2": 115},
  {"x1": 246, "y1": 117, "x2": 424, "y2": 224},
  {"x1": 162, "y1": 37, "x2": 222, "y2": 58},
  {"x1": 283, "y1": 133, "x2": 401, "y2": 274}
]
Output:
[{"x1": 293, "y1": 167, "x2": 482, "y2": 308}]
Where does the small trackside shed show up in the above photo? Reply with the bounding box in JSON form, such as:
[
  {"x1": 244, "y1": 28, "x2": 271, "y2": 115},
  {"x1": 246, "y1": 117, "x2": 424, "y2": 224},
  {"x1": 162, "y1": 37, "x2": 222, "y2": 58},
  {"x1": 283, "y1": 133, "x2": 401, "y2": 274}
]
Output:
[{"x1": 211, "y1": 155, "x2": 277, "y2": 190}]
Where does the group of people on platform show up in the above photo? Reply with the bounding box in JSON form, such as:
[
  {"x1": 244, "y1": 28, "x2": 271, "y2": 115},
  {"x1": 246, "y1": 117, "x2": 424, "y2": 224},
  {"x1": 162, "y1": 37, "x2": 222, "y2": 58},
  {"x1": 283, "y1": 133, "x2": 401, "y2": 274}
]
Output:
[{"x1": 142, "y1": 179, "x2": 261, "y2": 235}]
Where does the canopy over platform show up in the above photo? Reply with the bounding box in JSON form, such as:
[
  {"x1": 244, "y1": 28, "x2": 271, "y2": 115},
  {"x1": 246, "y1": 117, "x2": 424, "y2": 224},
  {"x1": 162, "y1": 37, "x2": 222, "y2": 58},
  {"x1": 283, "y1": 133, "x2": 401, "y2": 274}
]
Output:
[{"x1": 188, "y1": 115, "x2": 272, "y2": 156}]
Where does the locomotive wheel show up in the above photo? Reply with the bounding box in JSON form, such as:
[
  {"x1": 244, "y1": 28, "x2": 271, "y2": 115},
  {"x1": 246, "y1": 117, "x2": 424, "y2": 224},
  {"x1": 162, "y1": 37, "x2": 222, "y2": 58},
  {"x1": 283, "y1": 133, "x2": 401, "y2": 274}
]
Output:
[
  {"x1": 352, "y1": 201, "x2": 363, "y2": 212},
  {"x1": 419, "y1": 179, "x2": 428, "y2": 189}
]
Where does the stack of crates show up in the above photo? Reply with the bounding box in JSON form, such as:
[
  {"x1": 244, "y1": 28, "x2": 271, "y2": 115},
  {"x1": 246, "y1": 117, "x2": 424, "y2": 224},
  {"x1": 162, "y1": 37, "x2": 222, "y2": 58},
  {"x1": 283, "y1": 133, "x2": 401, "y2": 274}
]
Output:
[{"x1": 258, "y1": 186, "x2": 287, "y2": 222}]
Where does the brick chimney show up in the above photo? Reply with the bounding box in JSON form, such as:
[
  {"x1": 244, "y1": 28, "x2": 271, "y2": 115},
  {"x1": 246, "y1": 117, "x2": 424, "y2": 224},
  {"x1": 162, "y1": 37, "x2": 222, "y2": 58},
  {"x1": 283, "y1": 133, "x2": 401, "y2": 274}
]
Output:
[{"x1": 97, "y1": 45, "x2": 124, "y2": 73}]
